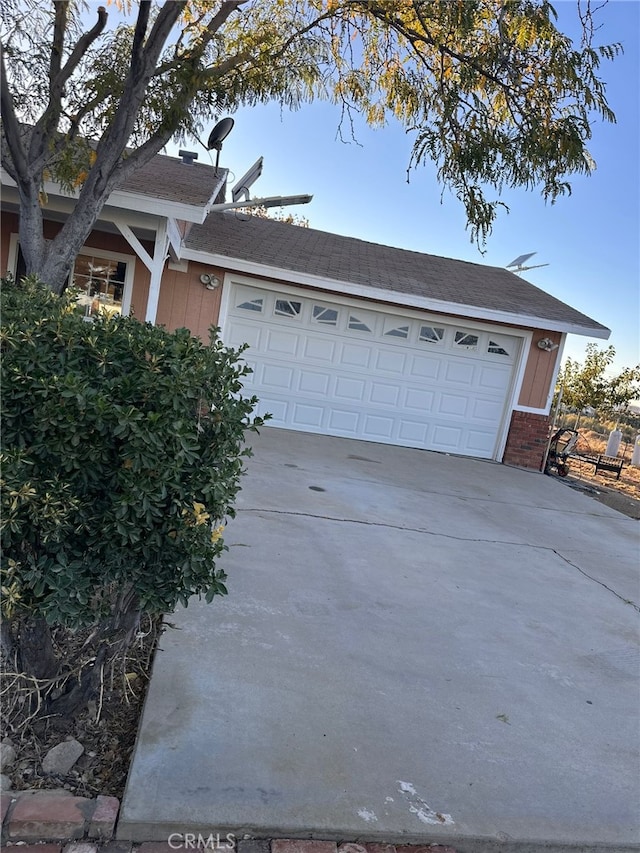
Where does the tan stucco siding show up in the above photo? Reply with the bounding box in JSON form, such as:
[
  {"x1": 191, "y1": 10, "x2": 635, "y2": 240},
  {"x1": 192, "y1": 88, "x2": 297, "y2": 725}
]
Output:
[
  {"x1": 155, "y1": 262, "x2": 222, "y2": 339},
  {"x1": 518, "y1": 331, "x2": 563, "y2": 409}
]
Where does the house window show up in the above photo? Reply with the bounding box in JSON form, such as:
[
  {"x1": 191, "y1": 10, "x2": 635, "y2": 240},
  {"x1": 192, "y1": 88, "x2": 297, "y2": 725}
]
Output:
[
  {"x1": 274, "y1": 298, "x2": 302, "y2": 318},
  {"x1": 348, "y1": 314, "x2": 372, "y2": 332},
  {"x1": 312, "y1": 305, "x2": 338, "y2": 326},
  {"x1": 72, "y1": 253, "x2": 127, "y2": 319},
  {"x1": 454, "y1": 330, "x2": 479, "y2": 350},
  {"x1": 383, "y1": 322, "x2": 409, "y2": 339},
  {"x1": 237, "y1": 297, "x2": 264, "y2": 312},
  {"x1": 488, "y1": 340, "x2": 509, "y2": 356}
]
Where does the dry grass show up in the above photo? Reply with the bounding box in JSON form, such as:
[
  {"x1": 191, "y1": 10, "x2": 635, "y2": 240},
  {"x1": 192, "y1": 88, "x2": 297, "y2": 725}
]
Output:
[
  {"x1": 555, "y1": 428, "x2": 640, "y2": 519},
  {"x1": 569, "y1": 429, "x2": 640, "y2": 502}
]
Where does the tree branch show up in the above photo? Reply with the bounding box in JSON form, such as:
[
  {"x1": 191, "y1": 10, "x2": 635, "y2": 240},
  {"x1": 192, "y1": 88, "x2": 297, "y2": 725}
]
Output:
[
  {"x1": 366, "y1": 0, "x2": 517, "y2": 95},
  {"x1": 58, "y1": 5, "x2": 108, "y2": 89},
  {"x1": 29, "y1": 5, "x2": 108, "y2": 172},
  {"x1": 129, "y1": 0, "x2": 152, "y2": 79},
  {"x1": 49, "y1": 1, "x2": 68, "y2": 83},
  {"x1": 152, "y1": 0, "x2": 248, "y2": 77},
  {"x1": 0, "y1": 42, "x2": 29, "y2": 186}
]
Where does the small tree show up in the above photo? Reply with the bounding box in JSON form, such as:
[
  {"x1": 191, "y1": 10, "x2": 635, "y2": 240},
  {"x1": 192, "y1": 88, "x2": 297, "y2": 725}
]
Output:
[
  {"x1": 603, "y1": 365, "x2": 640, "y2": 426},
  {"x1": 1, "y1": 275, "x2": 266, "y2": 718},
  {"x1": 556, "y1": 343, "x2": 640, "y2": 429}
]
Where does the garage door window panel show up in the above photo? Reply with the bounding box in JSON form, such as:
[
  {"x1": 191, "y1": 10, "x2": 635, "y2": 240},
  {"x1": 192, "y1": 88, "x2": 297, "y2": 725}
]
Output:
[
  {"x1": 454, "y1": 330, "x2": 479, "y2": 350},
  {"x1": 488, "y1": 339, "x2": 510, "y2": 356},
  {"x1": 312, "y1": 305, "x2": 339, "y2": 326},
  {"x1": 237, "y1": 297, "x2": 264, "y2": 313},
  {"x1": 419, "y1": 325, "x2": 445, "y2": 344},
  {"x1": 274, "y1": 298, "x2": 302, "y2": 318},
  {"x1": 348, "y1": 313, "x2": 373, "y2": 333},
  {"x1": 383, "y1": 319, "x2": 410, "y2": 339}
]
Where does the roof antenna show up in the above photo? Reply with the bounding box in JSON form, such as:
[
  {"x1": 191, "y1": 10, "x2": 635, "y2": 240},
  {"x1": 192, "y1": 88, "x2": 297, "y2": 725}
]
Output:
[
  {"x1": 207, "y1": 117, "x2": 235, "y2": 174},
  {"x1": 506, "y1": 252, "x2": 550, "y2": 274}
]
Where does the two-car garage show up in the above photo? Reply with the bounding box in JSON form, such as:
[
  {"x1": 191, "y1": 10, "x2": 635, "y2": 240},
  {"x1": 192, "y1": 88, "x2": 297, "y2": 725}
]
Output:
[{"x1": 222, "y1": 281, "x2": 524, "y2": 459}]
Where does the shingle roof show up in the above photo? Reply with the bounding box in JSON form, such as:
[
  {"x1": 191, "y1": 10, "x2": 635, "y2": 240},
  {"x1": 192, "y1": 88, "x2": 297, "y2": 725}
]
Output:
[
  {"x1": 186, "y1": 212, "x2": 609, "y2": 334},
  {"x1": 117, "y1": 154, "x2": 226, "y2": 208},
  {"x1": 2, "y1": 126, "x2": 225, "y2": 211}
]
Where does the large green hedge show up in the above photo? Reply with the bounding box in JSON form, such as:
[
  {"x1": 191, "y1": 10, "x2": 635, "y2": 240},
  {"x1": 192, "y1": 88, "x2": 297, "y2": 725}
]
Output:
[{"x1": 1, "y1": 276, "x2": 266, "y2": 629}]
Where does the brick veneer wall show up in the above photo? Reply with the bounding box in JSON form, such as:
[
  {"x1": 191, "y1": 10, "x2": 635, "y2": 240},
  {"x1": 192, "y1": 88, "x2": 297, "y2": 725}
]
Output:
[{"x1": 502, "y1": 410, "x2": 551, "y2": 471}]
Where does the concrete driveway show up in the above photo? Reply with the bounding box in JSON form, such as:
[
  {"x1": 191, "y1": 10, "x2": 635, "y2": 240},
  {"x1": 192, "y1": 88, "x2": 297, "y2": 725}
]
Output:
[{"x1": 118, "y1": 428, "x2": 640, "y2": 851}]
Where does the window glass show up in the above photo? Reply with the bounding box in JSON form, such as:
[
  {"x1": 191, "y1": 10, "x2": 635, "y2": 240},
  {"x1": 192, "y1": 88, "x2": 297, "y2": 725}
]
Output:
[
  {"x1": 73, "y1": 253, "x2": 126, "y2": 318},
  {"x1": 454, "y1": 330, "x2": 479, "y2": 350},
  {"x1": 384, "y1": 323, "x2": 409, "y2": 339},
  {"x1": 312, "y1": 305, "x2": 338, "y2": 325},
  {"x1": 237, "y1": 298, "x2": 264, "y2": 312},
  {"x1": 419, "y1": 326, "x2": 445, "y2": 344},
  {"x1": 274, "y1": 299, "x2": 302, "y2": 317},
  {"x1": 348, "y1": 314, "x2": 372, "y2": 332},
  {"x1": 488, "y1": 340, "x2": 509, "y2": 356}
]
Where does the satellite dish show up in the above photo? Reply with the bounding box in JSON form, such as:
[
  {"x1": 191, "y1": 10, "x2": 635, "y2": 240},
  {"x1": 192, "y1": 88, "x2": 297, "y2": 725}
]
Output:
[{"x1": 207, "y1": 117, "x2": 234, "y2": 151}]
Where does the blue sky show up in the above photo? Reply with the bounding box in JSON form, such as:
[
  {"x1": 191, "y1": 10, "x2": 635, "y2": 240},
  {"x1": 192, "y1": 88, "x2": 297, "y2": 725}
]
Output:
[{"x1": 171, "y1": 0, "x2": 639, "y2": 375}]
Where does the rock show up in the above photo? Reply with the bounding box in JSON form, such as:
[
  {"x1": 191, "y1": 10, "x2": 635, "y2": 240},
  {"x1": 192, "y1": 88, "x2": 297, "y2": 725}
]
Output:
[
  {"x1": 0, "y1": 773, "x2": 11, "y2": 791},
  {"x1": 42, "y1": 739, "x2": 85, "y2": 775},
  {"x1": 0, "y1": 741, "x2": 16, "y2": 769}
]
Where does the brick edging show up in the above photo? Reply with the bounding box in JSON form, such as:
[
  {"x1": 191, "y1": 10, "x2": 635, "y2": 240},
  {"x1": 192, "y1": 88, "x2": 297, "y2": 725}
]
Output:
[
  {"x1": 1, "y1": 794, "x2": 458, "y2": 853},
  {"x1": 2, "y1": 842, "x2": 458, "y2": 853},
  {"x1": 1, "y1": 790, "x2": 119, "y2": 843},
  {"x1": 1, "y1": 794, "x2": 460, "y2": 853}
]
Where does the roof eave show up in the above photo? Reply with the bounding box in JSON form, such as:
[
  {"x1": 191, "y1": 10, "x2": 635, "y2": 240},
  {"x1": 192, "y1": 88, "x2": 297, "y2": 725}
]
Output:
[
  {"x1": 1, "y1": 168, "x2": 224, "y2": 224},
  {"x1": 181, "y1": 247, "x2": 611, "y2": 340}
]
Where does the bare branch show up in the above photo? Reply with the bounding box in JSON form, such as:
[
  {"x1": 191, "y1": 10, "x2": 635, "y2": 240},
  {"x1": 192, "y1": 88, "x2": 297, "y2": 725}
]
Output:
[
  {"x1": 0, "y1": 42, "x2": 29, "y2": 186},
  {"x1": 57, "y1": 5, "x2": 108, "y2": 92},
  {"x1": 49, "y1": 0, "x2": 68, "y2": 83},
  {"x1": 30, "y1": 5, "x2": 108, "y2": 170}
]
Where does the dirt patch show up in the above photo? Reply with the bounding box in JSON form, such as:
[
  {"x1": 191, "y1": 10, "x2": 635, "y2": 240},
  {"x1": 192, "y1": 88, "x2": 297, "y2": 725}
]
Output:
[
  {"x1": 552, "y1": 430, "x2": 640, "y2": 520},
  {"x1": 563, "y1": 473, "x2": 640, "y2": 519},
  {"x1": 1, "y1": 617, "x2": 161, "y2": 800}
]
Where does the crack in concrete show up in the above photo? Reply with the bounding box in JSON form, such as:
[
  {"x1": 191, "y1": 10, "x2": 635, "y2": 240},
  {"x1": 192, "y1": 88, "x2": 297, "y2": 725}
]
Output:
[
  {"x1": 237, "y1": 506, "x2": 640, "y2": 612},
  {"x1": 550, "y1": 551, "x2": 640, "y2": 613}
]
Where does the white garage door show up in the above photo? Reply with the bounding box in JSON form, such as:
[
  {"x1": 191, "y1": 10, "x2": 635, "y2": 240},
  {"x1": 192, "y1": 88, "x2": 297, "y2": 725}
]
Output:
[{"x1": 224, "y1": 284, "x2": 520, "y2": 458}]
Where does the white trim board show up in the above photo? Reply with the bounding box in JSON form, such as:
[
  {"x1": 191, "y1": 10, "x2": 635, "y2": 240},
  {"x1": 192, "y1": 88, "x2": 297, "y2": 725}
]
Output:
[{"x1": 185, "y1": 249, "x2": 610, "y2": 340}]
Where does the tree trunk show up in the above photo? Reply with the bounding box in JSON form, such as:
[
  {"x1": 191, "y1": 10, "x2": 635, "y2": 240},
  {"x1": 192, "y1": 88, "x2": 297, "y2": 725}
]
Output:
[
  {"x1": 8, "y1": 596, "x2": 142, "y2": 722},
  {"x1": 15, "y1": 617, "x2": 58, "y2": 681}
]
